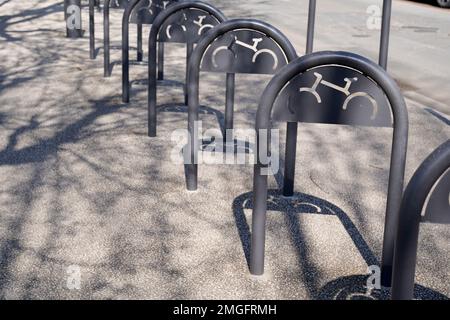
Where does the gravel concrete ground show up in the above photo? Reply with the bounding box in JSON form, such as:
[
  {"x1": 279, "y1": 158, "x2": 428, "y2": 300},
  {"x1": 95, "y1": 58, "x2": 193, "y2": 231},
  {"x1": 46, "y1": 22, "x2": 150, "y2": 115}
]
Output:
[{"x1": 0, "y1": 0, "x2": 449, "y2": 299}]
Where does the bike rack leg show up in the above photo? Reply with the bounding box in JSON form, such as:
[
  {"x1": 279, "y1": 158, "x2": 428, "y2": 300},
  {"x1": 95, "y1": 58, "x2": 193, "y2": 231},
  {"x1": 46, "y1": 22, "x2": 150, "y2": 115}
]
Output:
[
  {"x1": 137, "y1": 23, "x2": 143, "y2": 61},
  {"x1": 379, "y1": 0, "x2": 392, "y2": 70},
  {"x1": 89, "y1": 0, "x2": 95, "y2": 59},
  {"x1": 306, "y1": 0, "x2": 316, "y2": 54},
  {"x1": 250, "y1": 164, "x2": 269, "y2": 275},
  {"x1": 224, "y1": 73, "x2": 235, "y2": 136},
  {"x1": 122, "y1": 16, "x2": 130, "y2": 102},
  {"x1": 283, "y1": 122, "x2": 298, "y2": 197},
  {"x1": 281, "y1": 0, "x2": 315, "y2": 196},
  {"x1": 185, "y1": 43, "x2": 194, "y2": 106},
  {"x1": 148, "y1": 32, "x2": 159, "y2": 137},
  {"x1": 391, "y1": 212, "x2": 421, "y2": 300},
  {"x1": 103, "y1": 2, "x2": 111, "y2": 77},
  {"x1": 187, "y1": 112, "x2": 199, "y2": 191},
  {"x1": 380, "y1": 119, "x2": 408, "y2": 288},
  {"x1": 158, "y1": 42, "x2": 165, "y2": 80}
]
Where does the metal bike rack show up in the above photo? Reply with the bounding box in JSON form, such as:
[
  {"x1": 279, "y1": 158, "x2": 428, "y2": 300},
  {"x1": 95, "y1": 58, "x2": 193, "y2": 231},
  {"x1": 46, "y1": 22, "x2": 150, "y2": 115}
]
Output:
[
  {"x1": 302, "y1": 0, "x2": 396, "y2": 287},
  {"x1": 122, "y1": 0, "x2": 180, "y2": 103},
  {"x1": 65, "y1": 0, "x2": 83, "y2": 38},
  {"x1": 185, "y1": 19, "x2": 298, "y2": 191},
  {"x1": 102, "y1": 0, "x2": 131, "y2": 76},
  {"x1": 391, "y1": 140, "x2": 450, "y2": 300},
  {"x1": 147, "y1": 1, "x2": 227, "y2": 137},
  {"x1": 248, "y1": 51, "x2": 408, "y2": 276}
]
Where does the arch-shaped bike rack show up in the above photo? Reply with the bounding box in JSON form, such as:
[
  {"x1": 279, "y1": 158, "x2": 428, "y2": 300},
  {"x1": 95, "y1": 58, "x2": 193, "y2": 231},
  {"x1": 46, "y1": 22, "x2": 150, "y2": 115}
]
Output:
[
  {"x1": 147, "y1": 1, "x2": 227, "y2": 137},
  {"x1": 88, "y1": 0, "x2": 129, "y2": 62},
  {"x1": 391, "y1": 140, "x2": 450, "y2": 300},
  {"x1": 101, "y1": 0, "x2": 132, "y2": 77},
  {"x1": 185, "y1": 19, "x2": 298, "y2": 191},
  {"x1": 248, "y1": 51, "x2": 408, "y2": 280},
  {"x1": 122, "y1": 0, "x2": 180, "y2": 102}
]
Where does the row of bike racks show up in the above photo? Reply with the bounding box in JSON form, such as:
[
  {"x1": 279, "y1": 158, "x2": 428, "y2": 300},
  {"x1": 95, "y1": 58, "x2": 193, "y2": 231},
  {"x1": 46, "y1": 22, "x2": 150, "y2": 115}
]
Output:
[{"x1": 64, "y1": 0, "x2": 450, "y2": 300}]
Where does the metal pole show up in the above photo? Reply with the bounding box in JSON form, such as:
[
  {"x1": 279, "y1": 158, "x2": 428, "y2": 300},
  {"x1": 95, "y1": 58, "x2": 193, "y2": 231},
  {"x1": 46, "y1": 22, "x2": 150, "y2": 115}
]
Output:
[
  {"x1": 89, "y1": 0, "x2": 95, "y2": 59},
  {"x1": 158, "y1": 42, "x2": 165, "y2": 80},
  {"x1": 306, "y1": 0, "x2": 316, "y2": 54},
  {"x1": 104, "y1": 0, "x2": 111, "y2": 77},
  {"x1": 185, "y1": 43, "x2": 194, "y2": 106},
  {"x1": 224, "y1": 73, "x2": 235, "y2": 135},
  {"x1": 283, "y1": 0, "x2": 315, "y2": 197},
  {"x1": 123, "y1": 0, "x2": 140, "y2": 103},
  {"x1": 137, "y1": 23, "x2": 143, "y2": 61},
  {"x1": 379, "y1": 0, "x2": 392, "y2": 70},
  {"x1": 250, "y1": 164, "x2": 269, "y2": 275}
]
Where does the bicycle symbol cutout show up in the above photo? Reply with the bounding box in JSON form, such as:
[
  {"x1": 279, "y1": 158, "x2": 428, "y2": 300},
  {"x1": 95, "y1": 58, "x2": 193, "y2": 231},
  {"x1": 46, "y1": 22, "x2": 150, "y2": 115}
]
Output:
[
  {"x1": 166, "y1": 13, "x2": 215, "y2": 39},
  {"x1": 138, "y1": 0, "x2": 170, "y2": 16},
  {"x1": 294, "y1": 72, "x2": 379, "y2": 120},
  {"x1": 212, "y1": 35, "x2": 279, "y2": 70}
]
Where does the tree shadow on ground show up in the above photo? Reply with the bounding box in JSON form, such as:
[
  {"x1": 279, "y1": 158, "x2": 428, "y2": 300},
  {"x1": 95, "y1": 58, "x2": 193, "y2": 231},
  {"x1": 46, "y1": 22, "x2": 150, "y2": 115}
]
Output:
[{"x1": 232, "y1": 189, "x2": 449, "y2": 300}]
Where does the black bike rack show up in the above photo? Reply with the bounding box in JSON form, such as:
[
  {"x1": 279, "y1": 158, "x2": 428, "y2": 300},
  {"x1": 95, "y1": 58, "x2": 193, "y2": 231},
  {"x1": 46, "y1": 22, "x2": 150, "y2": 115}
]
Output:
[
  {"x1": 122, "y1": 0, "x2": 180, "y2": 102},
  {"x1": 102, "y1": 0, "x2": 132, "y2": 77},
  {"x1": 65, "y1": 0, "x2": 83, "y2": 38},
  {"x1": 248, "y1": 51, "x2": 408, "y2": 277},
  {"x1": 90, "y1": 1, "x2": 150, "y2": 77},
  {"x1": 297, "y1": 0, "x2": 397, "y2": 288},
  {"x1": 147, "y1": 1, "x2": 227, "y2": 137},
  {"x1": 185, "y1": 19, "x2": 298, "y2": 191},
  {"x1": 391, "y1": 140, "x2": 450, "y2": 300}
]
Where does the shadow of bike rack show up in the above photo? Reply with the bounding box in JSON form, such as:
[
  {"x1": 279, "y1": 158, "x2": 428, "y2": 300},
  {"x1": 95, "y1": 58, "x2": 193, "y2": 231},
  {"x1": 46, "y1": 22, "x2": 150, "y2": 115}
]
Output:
[
  {"x1": 185, "y1": 19, "x2": 298, "y2": 192},
  {"x1": 147, "y1": 1, "x2": 227, "y2": 137},
  {"x1": 247, "y1": 52, "x2": 408, "y2": 288},
  {"x1": 122, "y1": 0, "x2": 180, "y2": 102},
  {"x1": 391, "y1": 140, "x2": 450, "y2": 300}
]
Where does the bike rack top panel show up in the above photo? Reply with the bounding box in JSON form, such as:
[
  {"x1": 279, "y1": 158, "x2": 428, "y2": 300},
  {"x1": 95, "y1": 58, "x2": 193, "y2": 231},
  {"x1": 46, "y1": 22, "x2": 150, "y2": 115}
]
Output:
[
  {"x1": 130, "y1": 0, "x2": 178, "y2": 24},
  {"x1": 197, "y1": 19, "x2": 298, "y2": 75},
  {"x1": 258, "y1": 51, "x2": 406, "y2": 129},
  {"x1": 271, "y1": 65, "x2": 393, "y2": 127},
  {"x1": 152, "y1": 1, "x2": 227, "y2": 44}
]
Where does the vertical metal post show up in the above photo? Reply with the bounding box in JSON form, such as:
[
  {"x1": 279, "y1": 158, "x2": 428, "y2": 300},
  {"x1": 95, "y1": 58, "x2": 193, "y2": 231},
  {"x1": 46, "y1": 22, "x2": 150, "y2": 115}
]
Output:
[
  {"x1": 137, "y1": 23, "x2": 144, "y2": 61},
  {"x1": 89, "y1": 0, "x2": 95, "y2": 59},
  {"x1": 185, "y1": 43, "x2": 194, "y2": 106},
  {"x1": 391, "y1": 211, "x2": 421, "y2": 299},
  {"x1": 64, "y1": 0, "x2": 83, "y2": 38},
  {"x1": 283, "y1": 0, "x2": 316, "y2": 197},
  {"x1": 379, "y1": 0, "x2": 395, "y2": 287},
  {"x1": 224, "y1": 73, "x2": 235, "y2": 135},
  {"x1": 104, "y1": 0, "x2": 111, "y2": 77},
  {"x1": 158, "y1": 42, "x2": 165, "y2": 80},
  {"x1": 250, "y1": 163, "x2": 269, "y2": 275},
  {"x1": 306, "y1": 0, "x2": 316, "y2": 54},
  {"x1": 379, "y1": 0, "x2": 392, "y2": 70},
  {"x1": 122, "y1": 2, "x2": 131, "y2": 102}
]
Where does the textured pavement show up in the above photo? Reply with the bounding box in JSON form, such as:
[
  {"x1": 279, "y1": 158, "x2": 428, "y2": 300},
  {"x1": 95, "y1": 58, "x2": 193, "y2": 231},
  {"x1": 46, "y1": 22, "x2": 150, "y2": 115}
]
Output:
[{"x1": 0, "y1": 0, "x2": 449, "y2": 299}]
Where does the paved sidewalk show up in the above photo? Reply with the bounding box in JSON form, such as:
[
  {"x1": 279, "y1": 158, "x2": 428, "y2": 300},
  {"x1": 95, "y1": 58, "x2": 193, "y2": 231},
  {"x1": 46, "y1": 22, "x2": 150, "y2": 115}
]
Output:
[{"x1": 0, "y1": 0, "x2": 448, "y2": 299}]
